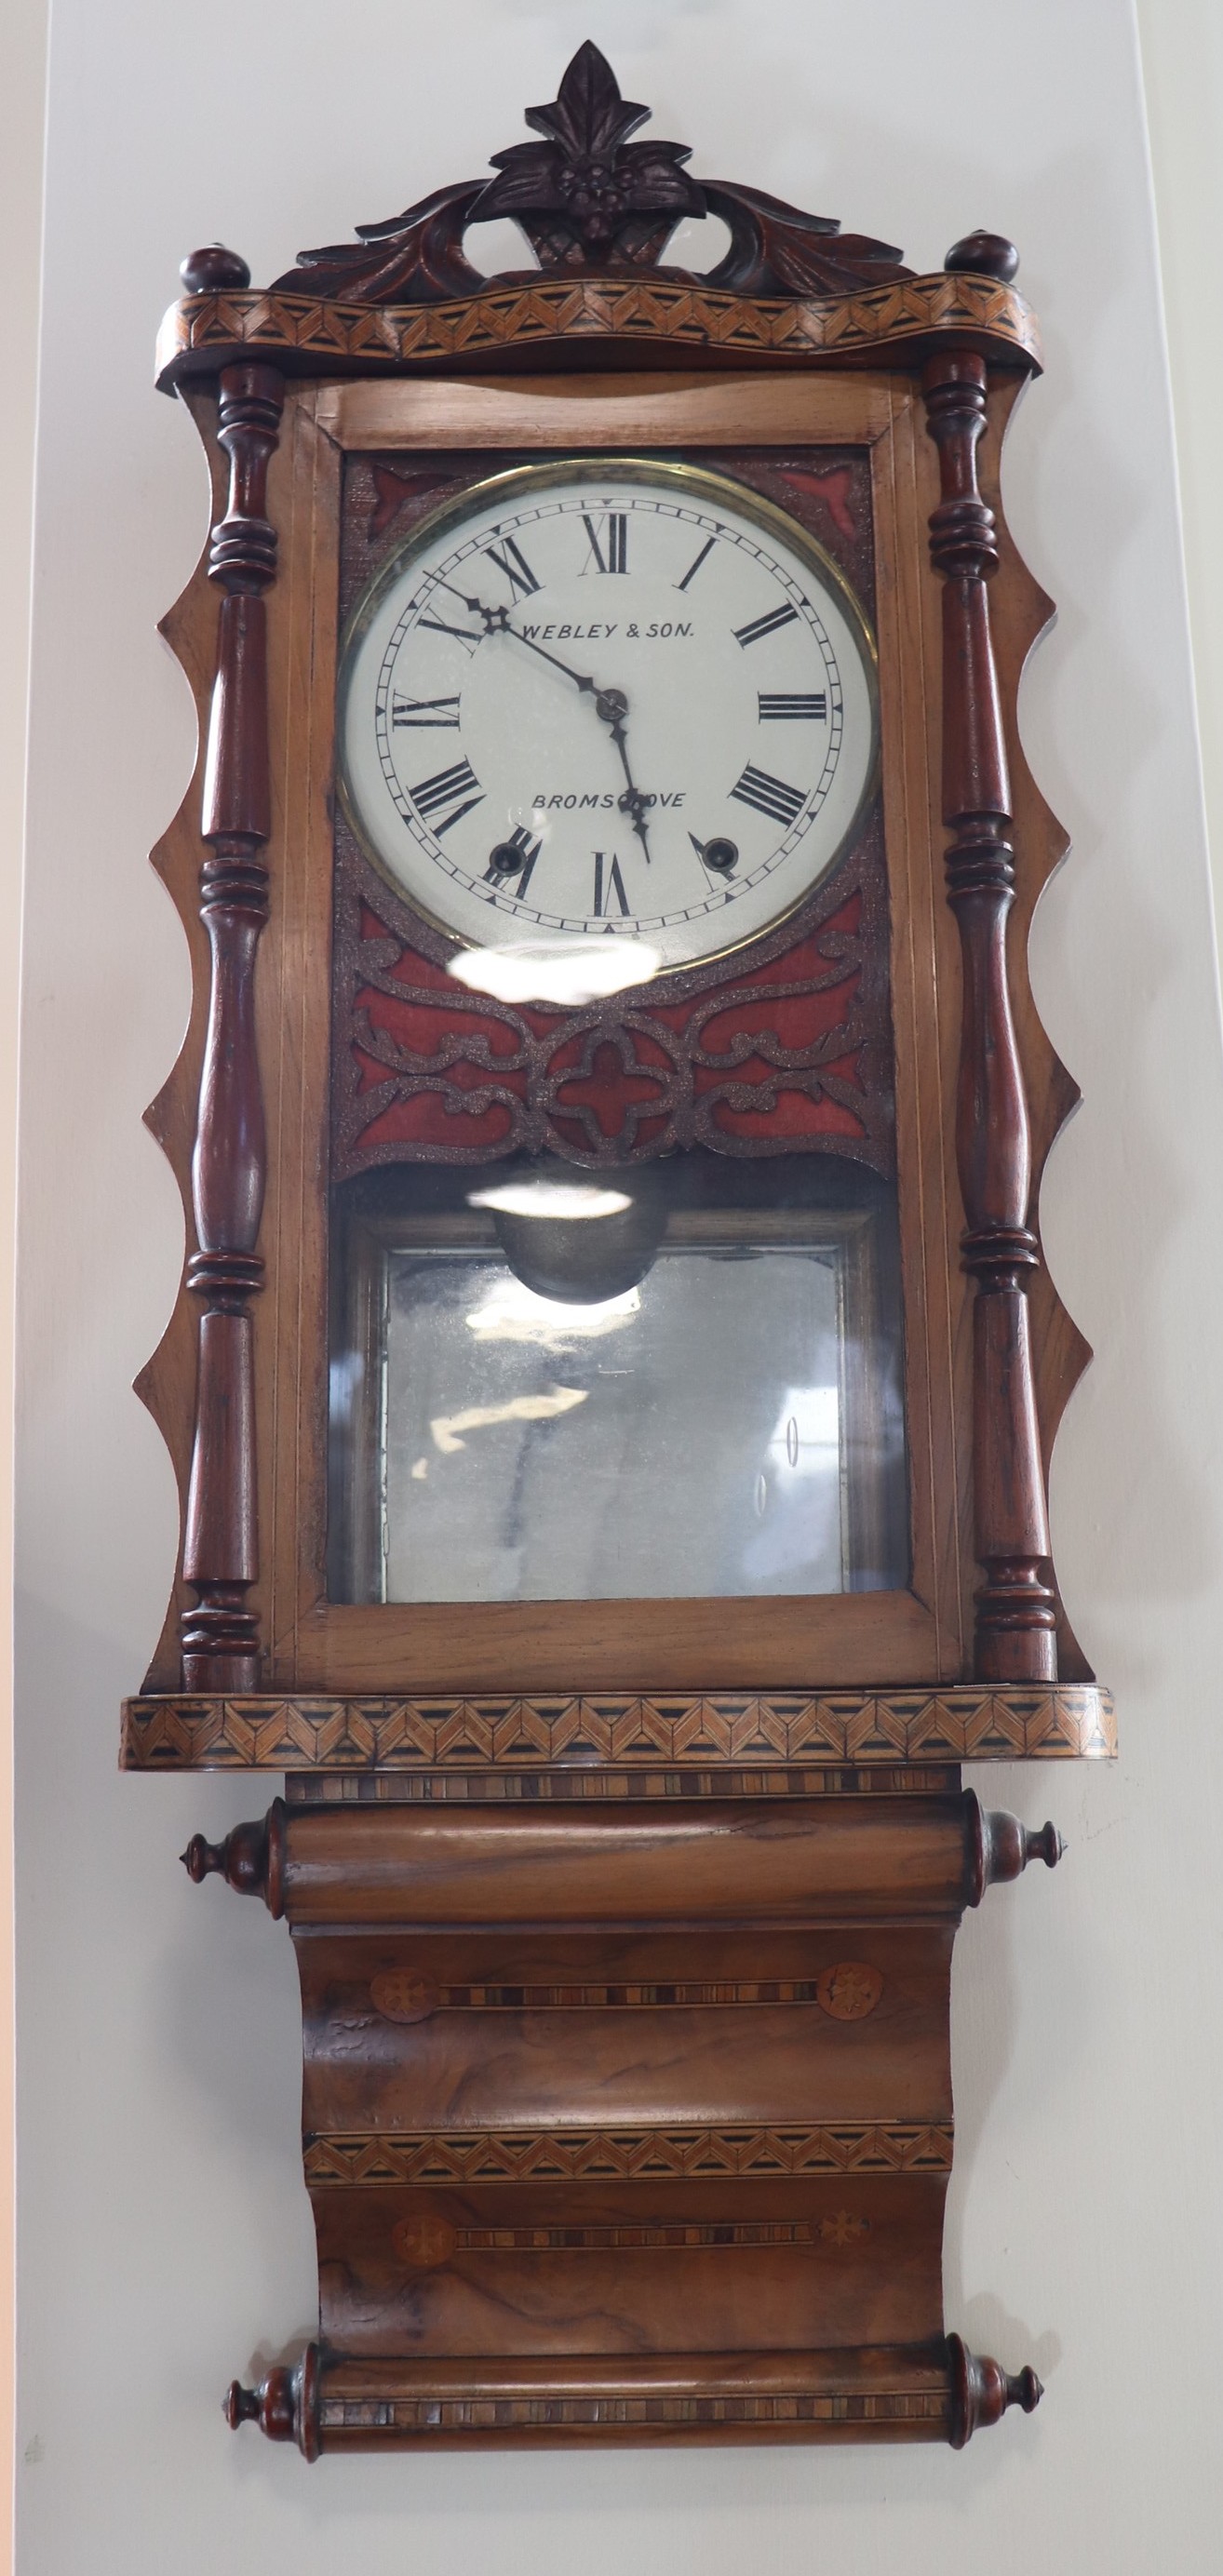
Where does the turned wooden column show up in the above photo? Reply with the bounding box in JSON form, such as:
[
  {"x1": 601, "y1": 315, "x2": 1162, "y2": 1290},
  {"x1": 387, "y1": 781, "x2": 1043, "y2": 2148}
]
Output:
[
  {"x1": 922, "y1": 275, "x2": 1056, "y2": 1684},
  {"x1": 180, "y1": 342, "x2": 283, "y2": 1690}
]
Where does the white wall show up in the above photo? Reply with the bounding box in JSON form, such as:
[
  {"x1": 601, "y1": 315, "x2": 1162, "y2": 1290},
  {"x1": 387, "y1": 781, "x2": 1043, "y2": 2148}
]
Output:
[
  {"x1": 17, "y1": 2, "x2": 1223, "y2": 2569},
  {"x1": 1137, "y1": 0, "x2": 1223, "y2": 915},
  {"x1": 2, "y1": 4, "x2": 47, "y2": 2561}
]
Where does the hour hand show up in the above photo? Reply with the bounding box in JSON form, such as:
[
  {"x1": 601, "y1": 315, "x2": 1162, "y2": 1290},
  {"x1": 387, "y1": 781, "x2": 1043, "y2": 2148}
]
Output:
[{"x1": 599, "y1": 691, "x2": 653, "y2": 865}]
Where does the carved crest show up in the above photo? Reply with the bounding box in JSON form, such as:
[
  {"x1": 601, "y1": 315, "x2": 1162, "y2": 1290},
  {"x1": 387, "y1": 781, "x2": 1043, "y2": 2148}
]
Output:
[
  {"x1": 270, "y1": 40, "x2": 910, "y2": 303},
  {"x1": 470, "y1": 40, "x2": 705, "y2": 268}
]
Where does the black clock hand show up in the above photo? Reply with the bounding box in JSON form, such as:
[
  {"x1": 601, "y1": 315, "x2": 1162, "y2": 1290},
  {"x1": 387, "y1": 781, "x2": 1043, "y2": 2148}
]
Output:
[
  {"x1": 509, "y1": 625, "x2": 606, "y2": 698},
  {"x1": 431, "y1": 578, "x2": 602, "y2": 698},
  {"x1": 602, "y1": 696, "x2": 653, "y2": 865},
  {"x1": 432, "y1": 582, "x2": 640, "y2": 750},
  {"x1": 428, "y1": 574, "x2": 652, "y2": 860}
]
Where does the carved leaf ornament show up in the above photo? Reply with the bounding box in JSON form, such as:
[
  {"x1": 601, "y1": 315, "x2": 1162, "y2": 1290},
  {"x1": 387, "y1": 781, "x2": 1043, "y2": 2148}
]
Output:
[
  {"x1": 472, "y1": 41, "x2": 705, "y2": 268},
  {"x1": 271, "y1": 40, "x2": 910, "y2": 303}
]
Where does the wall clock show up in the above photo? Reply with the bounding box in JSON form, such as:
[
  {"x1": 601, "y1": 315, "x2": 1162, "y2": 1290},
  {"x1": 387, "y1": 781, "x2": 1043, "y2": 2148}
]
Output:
[{"x1": 123, "y1": 41, "x2": 1114, "y2": 2457}]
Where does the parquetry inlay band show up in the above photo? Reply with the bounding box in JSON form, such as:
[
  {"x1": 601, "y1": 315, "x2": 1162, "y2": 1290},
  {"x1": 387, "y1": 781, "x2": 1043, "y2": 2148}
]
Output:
[
  {"x1": 285, "y1": 1764, "x2": 961, "y2": 1802},
  {"x1": 155, "y1": 272, "x2": 1042, "y2": 394},
  {"x1": 318, "y1": 2389, "x2": 947, "y2": 2432},
  {"x1": 390, "y1": 2213, "x2": 871, "y2": 2265},
  {"x1": 303, "y1": 2123, "x2": 954, "y2": 2186},
  {"x1": 120, "y1": 1684, "x2": 1116, "y2": 1771},
  {"x1": 369, "y1": 1966, "x2": 884, "y2": 2019}
]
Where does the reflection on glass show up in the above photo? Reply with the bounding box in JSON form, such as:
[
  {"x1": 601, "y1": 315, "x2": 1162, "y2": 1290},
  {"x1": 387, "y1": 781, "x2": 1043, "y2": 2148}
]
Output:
[
  {"x1": 329, "y1": 1155, "x2": 909, "y2": 1604},
  {"x1": 447, "y1": 938, "x2": 662, "y2": 1006}
]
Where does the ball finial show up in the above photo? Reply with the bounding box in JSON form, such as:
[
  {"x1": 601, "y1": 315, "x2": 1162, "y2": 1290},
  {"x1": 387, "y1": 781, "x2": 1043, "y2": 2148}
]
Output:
[
  {"x1": 945, "y1": 231, "x2": 1019, "y2": 284},
  {"x1": 180, "y1": 244, "x2": 251, "y2": 294}
]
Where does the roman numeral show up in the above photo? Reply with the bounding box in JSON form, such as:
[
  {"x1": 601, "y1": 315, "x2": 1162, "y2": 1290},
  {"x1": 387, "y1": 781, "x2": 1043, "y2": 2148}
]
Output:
[
  {"x1": 486, "y1": 826, "x2": 542, "y2": 898},
  {"x1": 734, "y1": 602, "x2": 800, "y2": 648},
  {"x1": 729, "y1": 765, "x2": 806, "y2": 827},
  {"x1": 592, "y1": 852, "x2": 630, "y2": 917},
  {"x1": 582, "y1": 512, "x2": 628, "y2": 574},
  {"x1": 410, "y1": 759, "x2": 485, "y2": 836},
  {"x1": 483, "y1": 535, "x2": 539, "y2": 599},
  {"x1": 677, "y1": 533, "x2": 717, "y2": 592},
  {"x1": 758, "y1": 691, "x2": 827, "y2": 720},
  {"x1": 418, "y1": 613, "x2": 481, "y2": 654},
  {"x1": 391, "y1": 694, "x2": 462, "y2": 727}
]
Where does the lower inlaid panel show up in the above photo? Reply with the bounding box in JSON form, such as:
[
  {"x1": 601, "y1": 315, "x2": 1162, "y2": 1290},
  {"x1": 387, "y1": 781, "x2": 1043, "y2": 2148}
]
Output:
[
  {"x1": 297, "y1": 1922, "x2": 951, "y2": 2137},
  {"x1": 316, "y1": 2174, "x2": 946, "y2": 2356},
  {"x1": 299, "y1": 1883, "x2": 957, "y2": 2366}
]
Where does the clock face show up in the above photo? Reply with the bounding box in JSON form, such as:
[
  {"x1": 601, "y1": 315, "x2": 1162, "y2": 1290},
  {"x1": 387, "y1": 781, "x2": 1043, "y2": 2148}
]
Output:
[{"x1": 338, "y1": 459, "x2": 877, "y2": 974}]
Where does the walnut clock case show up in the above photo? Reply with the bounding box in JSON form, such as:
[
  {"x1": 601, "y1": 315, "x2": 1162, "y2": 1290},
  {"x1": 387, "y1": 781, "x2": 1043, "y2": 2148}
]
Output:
[{"x1": 123, "y1": 44, "x2": 1114, "y2": 2457}]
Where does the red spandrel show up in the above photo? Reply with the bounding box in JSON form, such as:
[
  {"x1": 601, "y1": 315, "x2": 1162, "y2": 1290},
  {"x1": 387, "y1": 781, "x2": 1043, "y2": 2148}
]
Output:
[
  {"x1": 338, "y1": 879, "x2": 883, "y2": 1171},
  {"x1": 356, "y1": 1089, "x2": 520, "y2": 1155}
]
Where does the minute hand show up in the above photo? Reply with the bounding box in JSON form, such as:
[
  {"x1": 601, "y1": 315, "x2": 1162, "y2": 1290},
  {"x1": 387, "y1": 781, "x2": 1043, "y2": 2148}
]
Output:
[
  {"x1": 505, "y1": 635, "x2": 653, "y2": 863},
  {"x1": 433, "y1": 578, "x2": 652, "y2": 858},
  {"x1": 496, "y1": 616, "x2": 652, "y2": 859},
  {"x1": 435, "y1": 579, "x2": 603, "y2": 697},
  {"x1": 498, "y1": 629, "x2": 652, "y2": 863}
]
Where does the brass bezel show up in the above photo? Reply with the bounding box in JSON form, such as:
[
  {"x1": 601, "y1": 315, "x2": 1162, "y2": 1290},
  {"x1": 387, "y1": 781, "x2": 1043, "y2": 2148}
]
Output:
[{"x1": 335, "y1": 452, "x2": 880, "y2": 976}]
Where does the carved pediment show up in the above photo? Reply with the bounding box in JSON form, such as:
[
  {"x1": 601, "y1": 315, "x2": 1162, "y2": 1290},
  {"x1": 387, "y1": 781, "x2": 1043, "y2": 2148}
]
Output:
[{"x1": 269, "y1": 40, "x2": 911, "y2": 302}]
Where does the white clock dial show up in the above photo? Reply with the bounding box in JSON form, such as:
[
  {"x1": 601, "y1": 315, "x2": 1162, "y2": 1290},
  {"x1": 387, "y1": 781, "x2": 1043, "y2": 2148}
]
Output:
[{"x1": 339, "y1": 459, "x2": 877, "y2": 973}]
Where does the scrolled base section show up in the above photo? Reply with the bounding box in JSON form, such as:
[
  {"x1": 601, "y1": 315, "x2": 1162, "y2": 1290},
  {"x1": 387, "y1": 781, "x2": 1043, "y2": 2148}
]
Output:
[{"x1": 224, "y1": 2341, "x2": 1041, "y2": 2454}]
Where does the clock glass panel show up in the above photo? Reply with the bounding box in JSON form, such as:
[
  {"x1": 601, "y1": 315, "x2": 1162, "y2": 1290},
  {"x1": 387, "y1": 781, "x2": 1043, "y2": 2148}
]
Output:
[
  {"x1": 329, "y1": 1155, "x2": 907, "y2": 1604},
  {"x1": 327, "y1": 449, "x2": 909, "y2": 1607}
]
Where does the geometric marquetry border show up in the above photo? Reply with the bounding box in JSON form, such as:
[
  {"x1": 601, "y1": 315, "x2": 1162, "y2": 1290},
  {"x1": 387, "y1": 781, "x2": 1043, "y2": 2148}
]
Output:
[
  {"x1": 120, "y1": 1683, "x2": 1116, "y2": 1773},
  {"x1": 155, "y1": 271, "x2": 1042, "y2": 395},
  {"x1": 302, "y1": 2124, "x2": 956, "y2": 2187}
]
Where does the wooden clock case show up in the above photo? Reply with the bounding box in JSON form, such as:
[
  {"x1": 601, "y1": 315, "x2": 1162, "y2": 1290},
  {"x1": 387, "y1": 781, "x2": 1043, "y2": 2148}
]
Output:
[{"x1": 122, "y1": 44, "x2": 1114, "y2": 2456}]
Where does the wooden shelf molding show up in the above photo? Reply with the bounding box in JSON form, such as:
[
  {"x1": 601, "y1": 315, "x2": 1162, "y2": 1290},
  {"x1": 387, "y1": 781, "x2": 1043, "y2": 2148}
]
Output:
[{"x1": 124, "y1": 1683, "x2": 1115, "y2": 1773}]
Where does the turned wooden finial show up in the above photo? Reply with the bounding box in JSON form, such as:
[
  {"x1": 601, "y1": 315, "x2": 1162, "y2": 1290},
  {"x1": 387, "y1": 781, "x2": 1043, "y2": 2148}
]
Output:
[
  {"x1": 180, "y1": 1802, "x2": 285, "y2": 1914},
  {"x1": 181, "y1": 1832, "x2": 226, "y2": 1884},
  {"x1": 966, "y1": 1795, "x2": 1065, "y2": 1904},
  {"x1": 948, "y1": 2336, "x2": 1042, "y2": 2446},
  {"x1": 1023, "y1": 1819, "x2": 1065, "y2": 1872},
  {"x1": 945, "y1": 230, "x2": 1018, "y2": 283},
  {"x1": 224, "y1": 2347, "x2": 319, "y2": 2459},
  {"x1": 181, "y1": 244, "x2": 251, "y2": 293}
]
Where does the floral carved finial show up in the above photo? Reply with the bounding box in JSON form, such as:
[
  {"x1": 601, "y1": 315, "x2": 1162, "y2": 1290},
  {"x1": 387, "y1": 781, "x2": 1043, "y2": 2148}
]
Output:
[
  {"x1": 469, "y1": 40, "x2": 706, "y2": 270},
  {"x1": 265, "y1": 39, "x2": 911, "y2": 305}
]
